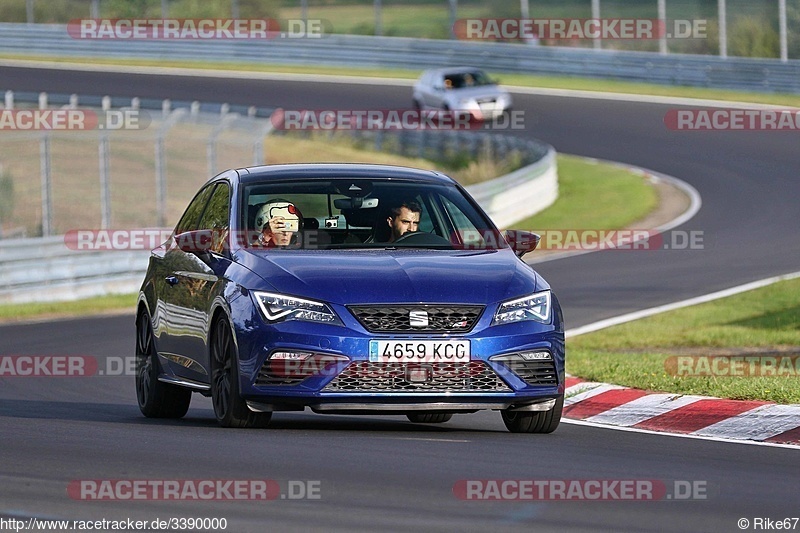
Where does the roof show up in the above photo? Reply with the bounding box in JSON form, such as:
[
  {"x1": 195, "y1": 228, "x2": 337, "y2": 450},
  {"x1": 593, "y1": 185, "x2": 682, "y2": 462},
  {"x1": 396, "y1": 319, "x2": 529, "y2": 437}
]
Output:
[
  {"x1": 232, "y1": 163, "x2": 457, "y2": 186},
  {"x1": 421, "y1": 66, "x2": 488, "y2": 76}
]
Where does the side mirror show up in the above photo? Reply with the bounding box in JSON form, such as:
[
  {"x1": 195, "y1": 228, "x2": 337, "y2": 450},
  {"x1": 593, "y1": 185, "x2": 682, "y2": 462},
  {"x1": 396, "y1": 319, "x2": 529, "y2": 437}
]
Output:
[
  {"x1": 504, "y1": 230, "x2": 540, "y2": 258},
  {"x1": 174, "y1": 229, "x2": 226, "y2": 255}
]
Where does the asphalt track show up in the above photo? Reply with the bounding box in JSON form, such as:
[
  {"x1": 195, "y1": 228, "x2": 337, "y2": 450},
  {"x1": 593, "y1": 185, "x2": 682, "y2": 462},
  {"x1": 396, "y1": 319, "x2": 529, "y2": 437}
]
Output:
[{"x1": 1, "y1": 66, "x2": 799, "y2": 532}]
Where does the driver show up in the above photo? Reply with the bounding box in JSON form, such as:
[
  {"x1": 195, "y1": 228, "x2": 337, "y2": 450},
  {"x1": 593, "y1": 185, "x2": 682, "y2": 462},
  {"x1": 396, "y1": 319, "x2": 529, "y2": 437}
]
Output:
[
  {"x1": 253, "y1": 200, "x2": 303, "y2": 247},
  {"x1": 386, "y1": 201, "x2": 421, "y2": 243}
]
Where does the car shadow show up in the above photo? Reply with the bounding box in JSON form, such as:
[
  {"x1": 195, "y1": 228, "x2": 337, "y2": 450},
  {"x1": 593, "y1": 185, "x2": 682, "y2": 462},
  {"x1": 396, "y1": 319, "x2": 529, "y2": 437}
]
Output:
[{"x1": 0, "y1": 398, "x2": 507, "y2": 433}]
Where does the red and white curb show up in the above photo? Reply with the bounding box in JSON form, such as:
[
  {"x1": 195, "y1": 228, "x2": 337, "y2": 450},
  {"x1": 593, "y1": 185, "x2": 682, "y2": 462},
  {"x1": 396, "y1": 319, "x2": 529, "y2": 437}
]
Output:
[
  {"x1": 563, "y1": 377, "x2": 800, "y2": 446},
  {"x1": 561, "y1": 271, "x2": 800, "y2": 447}
]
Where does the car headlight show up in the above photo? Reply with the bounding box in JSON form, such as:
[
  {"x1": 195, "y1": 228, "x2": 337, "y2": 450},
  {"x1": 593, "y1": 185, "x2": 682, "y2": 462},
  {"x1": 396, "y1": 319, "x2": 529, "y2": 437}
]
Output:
[
  {"x1": 492, "y1": 290, "x2": 551, "y2": 325},
  {"x1": 253, "y1": 291, "x2": 340, "y2": 325}
]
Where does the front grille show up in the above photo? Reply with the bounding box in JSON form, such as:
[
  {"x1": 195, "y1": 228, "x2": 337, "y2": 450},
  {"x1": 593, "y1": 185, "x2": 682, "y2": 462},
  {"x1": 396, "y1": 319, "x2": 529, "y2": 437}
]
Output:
[
  {"x1": 323, "y1": 361, "x2": 511, "y2": 392},
  {"x1": 348, "y1": 305, "x2": 483, "y2": 333},
  {"x1": 508, "y1": 360, "x2": 558, "y2": 386}
]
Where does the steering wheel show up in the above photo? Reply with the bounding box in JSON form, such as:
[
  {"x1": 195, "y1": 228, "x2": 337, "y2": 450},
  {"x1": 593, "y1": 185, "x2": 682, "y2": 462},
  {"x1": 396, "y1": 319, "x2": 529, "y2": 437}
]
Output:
[{"x1": 392, "y1": 231, "x2": 452, "y2": 246}]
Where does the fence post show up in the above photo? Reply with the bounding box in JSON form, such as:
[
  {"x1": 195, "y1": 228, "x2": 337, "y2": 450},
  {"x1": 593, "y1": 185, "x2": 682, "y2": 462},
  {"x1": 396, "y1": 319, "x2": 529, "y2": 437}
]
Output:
[
  {"x1": 155, "y1": 107, "x2": 187, "y2": 227},
  {"x1": 38, "y1": 93, "x2": 52, "y2": 236},
  {"x1": 253, "y1": 120, "x2": 273, "y2": 166},
  {"x1": 39, "y1": 134, "x2": 52, "y2": 236},
  {"x1": 374, "y1": 0, "x2": 382, "y2": 36},
  {"x1": 718, "y1": 0, "x2": 727, "y2": 59},
  {"x1": 99, "y1": 96, "x2": 111, "y2": 229},
  {"x1": 779, "y1": 0, "x2": 788, "y2": 62},
  {"x1": 658, "y1": 0, "x2": 667, "y2": 55},
  {"x1": 207, "y1": 110, "x2": 236, "y2": 177},
  {"x1": 4, "y1": 90, "x2": 13, "y2": 109}
]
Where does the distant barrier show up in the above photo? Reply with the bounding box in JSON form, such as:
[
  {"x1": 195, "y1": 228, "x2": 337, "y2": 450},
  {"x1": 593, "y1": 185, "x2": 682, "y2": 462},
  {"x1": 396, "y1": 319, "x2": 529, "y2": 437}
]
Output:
[{"x1": 2, "y1": 23, "x2": 800, "y2": 93}]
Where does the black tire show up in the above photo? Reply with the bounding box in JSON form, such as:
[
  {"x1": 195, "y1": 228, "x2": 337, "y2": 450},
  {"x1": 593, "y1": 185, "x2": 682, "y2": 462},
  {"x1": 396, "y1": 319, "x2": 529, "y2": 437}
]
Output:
[
  {"x1": 412, "y1": 98, "x2": 422, "y2": 110},
  {"x1": 210, "y1": 317, "x2": 272, "y2": 429},
  {"x1": 407, "y1": 413, "x2": 453, "y2": 424},
  {"x1": 501, "y1": 396, "x2": 563, "y2": 434},
  {"x1": 135, "y1": 310, "x2": 192, "y2": 419}
]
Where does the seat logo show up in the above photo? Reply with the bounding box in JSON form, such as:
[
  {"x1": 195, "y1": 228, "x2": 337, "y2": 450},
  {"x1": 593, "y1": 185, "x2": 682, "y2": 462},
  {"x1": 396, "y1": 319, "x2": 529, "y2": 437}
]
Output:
[{"x1": 409, "y1": 310, "x2": 429, "y2": 327}]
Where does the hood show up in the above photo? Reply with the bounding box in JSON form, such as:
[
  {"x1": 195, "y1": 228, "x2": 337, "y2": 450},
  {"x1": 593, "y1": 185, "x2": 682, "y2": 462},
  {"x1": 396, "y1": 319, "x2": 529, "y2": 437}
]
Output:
[
  {"x1": 236, "y1": 248, "x2": 538, "y2": 306},
  {"x1": 446, "y1": 85, "x2": 507, "y2": 102}
]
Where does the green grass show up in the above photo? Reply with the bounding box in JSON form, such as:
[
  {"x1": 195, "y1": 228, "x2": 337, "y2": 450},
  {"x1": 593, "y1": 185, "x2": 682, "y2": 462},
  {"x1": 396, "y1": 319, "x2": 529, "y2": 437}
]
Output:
[
  {"x1": 512, "y1": 154, "x2": 658, "y2": 232},
  {"x1": 568, "y1": 277, "x2": 800, "y2": 404},
  {"x1": 5, "y1": 54, "x2": 800, "y2": 108},
  {"x1": 0, "y1": 292, "x2": 137, "y2": 322},
  {"x1": 279, "y1": 3, "x2": 496, "y2": 39}
]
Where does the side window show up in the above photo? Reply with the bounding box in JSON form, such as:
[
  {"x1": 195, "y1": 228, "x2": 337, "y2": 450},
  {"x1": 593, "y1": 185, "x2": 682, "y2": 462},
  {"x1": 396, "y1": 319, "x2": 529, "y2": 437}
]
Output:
[
  {"x1": 414, "y1": 195, "x2": 434, "y2": 234},
  {"x1": 175, "y1": 186, "x2": 214, "y2": 235},
  {"x1": 197, "y1": 183, "x2": 231, "y2": 254},
  {"x1": 441, "y1": 196, "x2": 482, "y2": 245}
]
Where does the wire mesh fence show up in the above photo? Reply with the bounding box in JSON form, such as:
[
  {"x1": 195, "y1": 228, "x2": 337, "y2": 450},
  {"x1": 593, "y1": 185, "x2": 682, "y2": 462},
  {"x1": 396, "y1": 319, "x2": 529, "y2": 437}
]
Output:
[
  {"x1": 0, "y1": 91, "x2": 273, "y2": 238},
  {"x1": 0, "y1": 90, "x2": 551, "y2": 240}
]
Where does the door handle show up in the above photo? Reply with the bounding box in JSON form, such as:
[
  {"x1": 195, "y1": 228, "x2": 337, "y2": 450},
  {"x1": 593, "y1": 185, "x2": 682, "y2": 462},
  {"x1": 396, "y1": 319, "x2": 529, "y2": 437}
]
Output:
[{"x1": 165, "y1": 276, "x2": 179, "y2": 286}]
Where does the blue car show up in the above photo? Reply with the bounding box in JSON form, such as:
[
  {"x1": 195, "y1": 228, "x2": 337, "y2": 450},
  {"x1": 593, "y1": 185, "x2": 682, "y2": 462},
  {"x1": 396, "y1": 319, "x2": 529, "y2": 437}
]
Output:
[{"x1": 135, "y1": 164, "x2": 565, "y2": 432}]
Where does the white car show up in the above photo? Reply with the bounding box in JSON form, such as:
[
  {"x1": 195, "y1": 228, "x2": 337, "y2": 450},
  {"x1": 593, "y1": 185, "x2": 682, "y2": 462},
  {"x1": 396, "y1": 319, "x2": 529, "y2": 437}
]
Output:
[{"x1": 412, "y1": 67, "x2": 512, "y2": 120}]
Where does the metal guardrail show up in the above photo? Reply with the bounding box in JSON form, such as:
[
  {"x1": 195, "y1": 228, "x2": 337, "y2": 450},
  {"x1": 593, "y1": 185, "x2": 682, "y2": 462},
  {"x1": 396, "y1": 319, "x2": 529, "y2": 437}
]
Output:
[
  {"x1": 2, "y1": 23, "x2": 800, "y2": 93},
  {"x1": 469, "y1": 147, "x2": 557, "y2": 230},
  {"x1": 0, "y1": 235, "x2": 149, "y2": 304}
]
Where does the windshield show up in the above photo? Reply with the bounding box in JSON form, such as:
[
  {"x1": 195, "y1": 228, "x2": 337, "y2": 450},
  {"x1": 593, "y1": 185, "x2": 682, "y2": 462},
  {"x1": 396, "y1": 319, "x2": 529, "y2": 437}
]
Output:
[
  {"x1": 240, "y1": 178, "x2": 507, "y2": 251},
  {"x1": 444, "y1": 70, "x2": 495, "y2": 89}
]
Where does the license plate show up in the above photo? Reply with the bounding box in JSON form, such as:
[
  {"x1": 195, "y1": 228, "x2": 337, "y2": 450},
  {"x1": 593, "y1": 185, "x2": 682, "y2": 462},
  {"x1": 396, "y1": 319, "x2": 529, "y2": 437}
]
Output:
[{"x1": 369, "y1": 340, "x2": 470, "y2": 363}]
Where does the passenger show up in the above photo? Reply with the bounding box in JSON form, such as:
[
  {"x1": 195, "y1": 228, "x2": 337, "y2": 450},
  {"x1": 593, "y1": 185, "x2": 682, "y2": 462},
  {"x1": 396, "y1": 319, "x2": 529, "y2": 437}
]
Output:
[{"x1": 254, "y1": 200, "x2": 303, "y2": 247}]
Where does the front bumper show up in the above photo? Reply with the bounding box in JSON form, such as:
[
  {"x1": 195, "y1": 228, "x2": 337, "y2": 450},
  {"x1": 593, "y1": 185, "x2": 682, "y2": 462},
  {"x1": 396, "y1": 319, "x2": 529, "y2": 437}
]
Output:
[{"x1": 232, "y1": 301, "x2": 565, "y2": 412}]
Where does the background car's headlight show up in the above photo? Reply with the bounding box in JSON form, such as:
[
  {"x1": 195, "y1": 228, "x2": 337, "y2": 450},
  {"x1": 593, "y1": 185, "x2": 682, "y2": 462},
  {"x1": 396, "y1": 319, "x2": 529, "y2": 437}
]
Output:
[
  {"x1": 492, "y1": 290, "x2": 551, "y2": 325},
  {"x1": 253, "y1": 291, "x2": 340, "y2": 324}
]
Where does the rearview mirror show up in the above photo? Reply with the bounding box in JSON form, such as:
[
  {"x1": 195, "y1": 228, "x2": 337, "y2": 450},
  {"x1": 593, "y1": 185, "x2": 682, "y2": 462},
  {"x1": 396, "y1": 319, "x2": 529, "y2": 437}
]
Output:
[
  {"x1": 504, "y1": 230, "x2": 540, "y2": 258},
  {"x1": 333, "y1": 197, "x2": 379, "y2": 210}
]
